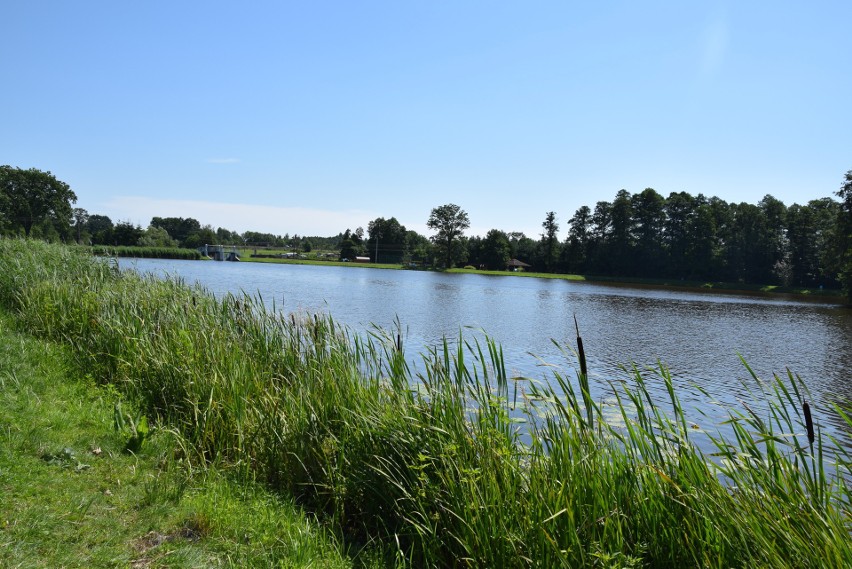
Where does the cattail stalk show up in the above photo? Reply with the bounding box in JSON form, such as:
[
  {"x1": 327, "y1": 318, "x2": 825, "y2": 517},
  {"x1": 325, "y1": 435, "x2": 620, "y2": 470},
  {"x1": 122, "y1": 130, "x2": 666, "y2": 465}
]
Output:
[
  {"x1": 803, "y1": 400, "x2": 815, "y2": 446},
  {"x1": 574, "y1": 314, "x2": 592, "y2": 430}
]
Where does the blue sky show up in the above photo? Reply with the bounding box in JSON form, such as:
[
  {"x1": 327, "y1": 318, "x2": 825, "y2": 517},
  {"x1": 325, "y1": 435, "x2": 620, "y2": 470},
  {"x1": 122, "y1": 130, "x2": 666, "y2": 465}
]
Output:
[{"x1": 2, "y1": 1, "x2": 850, "y2": 238}]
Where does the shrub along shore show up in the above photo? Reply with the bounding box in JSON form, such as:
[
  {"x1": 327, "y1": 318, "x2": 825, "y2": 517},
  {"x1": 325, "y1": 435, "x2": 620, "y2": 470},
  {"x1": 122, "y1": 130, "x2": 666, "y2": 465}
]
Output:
[{"x1": 1, "y1": 239, "x2": 850, "y2": 567}]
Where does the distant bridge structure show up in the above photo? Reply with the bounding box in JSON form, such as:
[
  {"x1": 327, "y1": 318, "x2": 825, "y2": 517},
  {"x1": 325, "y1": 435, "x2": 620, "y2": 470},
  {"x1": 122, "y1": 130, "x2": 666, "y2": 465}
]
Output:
[{"x1": 198, "y1": 244, "x2": 241, "y2": 261}]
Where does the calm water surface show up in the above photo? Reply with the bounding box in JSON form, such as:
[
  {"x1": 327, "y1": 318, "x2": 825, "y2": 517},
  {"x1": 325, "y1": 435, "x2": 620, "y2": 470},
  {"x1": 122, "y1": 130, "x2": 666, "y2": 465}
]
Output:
[{"x1": 125, "y1": 258, "x2": 852, "y2": 449}]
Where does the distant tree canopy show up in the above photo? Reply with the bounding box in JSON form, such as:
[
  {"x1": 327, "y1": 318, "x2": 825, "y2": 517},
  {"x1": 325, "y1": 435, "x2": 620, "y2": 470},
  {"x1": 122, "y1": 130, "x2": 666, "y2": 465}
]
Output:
[
  {"x1": 427, "y1": 203, "x2": 470, "y2": 268},
  {"x1": 833, "y1": 170, "x2": 852, "y2": 299},
  {"x1": 367, "y1": 216, "x2": 408, "y2": 263},
  {"x1": 138, "y1": 225, "x2": 178, "y2": 248},
  {"x1": 71, "y1": 207, "x2": 89, "y2": 244},
  {"x1": 7, "y1": 161, "x2": 851, "y2": 297},
  {"x1": 150, "y1": 217, "x2": 201, "y2": 245},
  {"x1": 540, "y1": 211, "x2": 559, "y2": 273},
  {"x1": 460, "y1": 176, "x2": 850, "y2": 295},
  {"x1": 111, "y1": 221, "x2": 144, "y2": 246},
  {"x1": 339, "y1": 228, "x2": 366, "y2": 260},
  {"x1": 182, "y1": 225, "x2": 217, "y2": 249},
  {"x1": 87, "y1": 214, "x2": 113, "y2": 235},
  {"x1": 551, "y1": 188, "x2": 842, "y2": 289},
  {"x1": 478, "y1": 229, "x2": 512, "y2": 270},
  {"x1": 405, "y1": 230, "x2": 433, "y2": 265},
  {"x1": 216, "y1": 227, "x2": 241, "y2": 244},
  {"x1": 0, "y1": 166, "x2": 77, "y2": 237}
]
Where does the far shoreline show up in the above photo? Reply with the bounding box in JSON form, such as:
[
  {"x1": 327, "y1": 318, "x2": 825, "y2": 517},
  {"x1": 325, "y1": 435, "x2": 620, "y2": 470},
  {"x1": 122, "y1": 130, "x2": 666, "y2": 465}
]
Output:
[
  {"x1": 239, "y1": 254, "x2": 847, "y2": 304},
  {"x1": 96, "y1": 246, "x2": 846, "y2": 304}
]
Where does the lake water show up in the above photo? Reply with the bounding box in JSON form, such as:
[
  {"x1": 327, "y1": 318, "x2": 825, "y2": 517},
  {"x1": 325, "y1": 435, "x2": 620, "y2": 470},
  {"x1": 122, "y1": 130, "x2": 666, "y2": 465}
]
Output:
[{"x1": 124, "y1": 258, "x2": 852, "y2": 450}]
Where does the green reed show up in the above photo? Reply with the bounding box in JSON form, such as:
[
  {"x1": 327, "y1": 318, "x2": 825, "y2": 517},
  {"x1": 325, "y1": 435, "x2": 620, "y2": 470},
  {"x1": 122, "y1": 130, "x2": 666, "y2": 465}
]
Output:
[
  {"x1": 1, "y1": 238, "x2": 850, "y2": 567},
  {"x1": 90, "y1": 245, "x2": 204, "y2": 259}
]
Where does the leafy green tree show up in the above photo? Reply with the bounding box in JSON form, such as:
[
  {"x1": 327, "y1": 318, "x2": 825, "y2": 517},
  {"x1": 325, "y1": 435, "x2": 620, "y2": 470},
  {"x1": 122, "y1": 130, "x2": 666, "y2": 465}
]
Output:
[
  {"x1": 663, "y1": 192, "x2": 696, "y2": 278},
  {"x1": 466, "y1": 235, "x2": 483, "y2": 265},
  {"x1": 367, "y1": 217, "x2": 408, "y2": 263},
  {"x1": 516, "y1": 236, "x2": 538, "y2": 267},
  {"x1": 242, "y1": 231, "x2": 286, "y2": 247},
  {"x1": 305, "y1": 234, "x2": 343, "y2": 252},
  {"x1": 0, "y1": 166, "x2": 77, "y2": 236},
  {"x1": 725, "y1": 202, "x2": 776, "y2": 283},
  {"x1": 183, "y1": 225, "x2": 217, "y2": 249},
  {"x1": 759, "y1": 195, "x2": 788, "y2": 282},
  {"x1": 809, "y1": 198, "x2": 841, "y2": 288},
  {"x1": 631, "y1": 188, "x2": 665, "y2": 277},
  {"x1": 831, "y1": 169, "x2": 852, "y2": 299},
  {"x1": 787, "y1": 203, "x2": 817, "y2": 286},
  {"x1": 111, "y1": 221, "x2": 144, "y2": 246},
  {"x1": 86, "y1": 214, "x2": 114, "y2": 245},
  {"x1": 339, "y1": 228, "x2": 365, "y2": 260},
  {"x1": 562, "y1": 206, "x2": 592, "y2": 273},
  {"x1": 587, "y1": 200, "x2": 612, "y2": 273},
  {"x1": 480, "y1": 229, "x2": 512, "y2": 270},
  {"x1": 30, "y1": 218, "x2": 64, "y2": 242},
  {"x1": 87, "y1": 214, "x2": 113, "y2": 234},
  {"x1": 216, "y1": 227, "x2": 241, "y2": 244},
  {"x1": 707, "y1": 196, "x2": 734, "y2": 279},
  {"x1": 610, "y1": 189, "x2": 634, "y2": 274},
  {"x1": 427, "y1": 204, "x2": 470, "y2": 268},
  {"x1": 685, "y1": 203, "x2": 718, "y2": 279},
  {"x1": 137, "y1": 225, "x2": 178, "y2": 248},
  {"x1": 404, "y1": 230, "x2": 431, "y2": 264},
  {"x1": 72, "y1": 208, "x2": 90, "y2": 244},
  {"x1": 150, "y1": 217, "x2": 201, "y2": 246},
  {"x1": 504, "y1": 231, "x2": 536, "y2": 267},
  {"x1": 539, "y1": 211, "x2": 560, "y2": 273}
]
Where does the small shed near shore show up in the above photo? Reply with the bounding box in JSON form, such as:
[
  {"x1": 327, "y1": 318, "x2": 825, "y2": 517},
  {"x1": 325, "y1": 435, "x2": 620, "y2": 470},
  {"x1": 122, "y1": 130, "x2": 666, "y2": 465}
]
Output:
[
  {"x1": 506, "y1": 258, "x2": 531, "y2": 271},
  {"x1": 354, "y1": 256, "x2": 371, "y2": 263}
]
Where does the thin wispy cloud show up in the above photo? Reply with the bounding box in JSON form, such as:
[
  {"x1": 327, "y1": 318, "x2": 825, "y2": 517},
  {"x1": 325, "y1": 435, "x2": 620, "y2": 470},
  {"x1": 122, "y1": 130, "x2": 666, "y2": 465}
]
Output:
[{"x1": 101, "y1": 196, "x2": 378, "y2": 236}]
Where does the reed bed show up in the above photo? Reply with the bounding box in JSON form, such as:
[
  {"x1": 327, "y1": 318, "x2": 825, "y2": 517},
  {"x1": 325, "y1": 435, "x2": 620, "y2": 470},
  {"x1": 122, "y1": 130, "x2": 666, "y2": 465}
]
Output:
[
  {"x1": 90, "y1": 245, "x2": 203, "y2": 259},
  {"x1": 1, "y1": 238, "x2": 850, "y2": 567}
]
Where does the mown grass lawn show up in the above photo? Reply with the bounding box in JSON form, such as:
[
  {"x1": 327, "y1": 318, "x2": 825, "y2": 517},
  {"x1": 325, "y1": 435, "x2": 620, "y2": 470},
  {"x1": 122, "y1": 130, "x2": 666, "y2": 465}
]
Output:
[{"x1": 0, "y1": 313, "x2": 353, "y2": 569}]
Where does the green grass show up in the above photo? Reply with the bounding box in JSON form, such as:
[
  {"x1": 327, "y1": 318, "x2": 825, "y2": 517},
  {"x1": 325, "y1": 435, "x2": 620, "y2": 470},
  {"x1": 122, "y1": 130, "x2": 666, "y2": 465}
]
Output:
[
  {"x1": 1, "y1": 238, "x2": 850, "y2": 567},
  {"x1": 242, "y1": 256, "x2": 404, "y2": 270},
  {"x1": 90, "y1": 245, "x2": 204, "y2": 260},
  {"x1": 0, "y1": 312, "x2": 352, "y2": 568},
  {"x1": 576, "y1": 273, "x2": 844, "y2": 298},
  {"x1": 448, "y1": 267, "x2": 587, "y2": 281},
  {"x1": 448, "y1": 267, "x2": 844, "y2": 299}
]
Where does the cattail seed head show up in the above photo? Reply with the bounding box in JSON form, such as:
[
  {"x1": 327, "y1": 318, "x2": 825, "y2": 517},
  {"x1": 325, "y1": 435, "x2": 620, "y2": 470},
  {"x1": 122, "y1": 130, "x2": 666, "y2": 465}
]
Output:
[{"x1": 803, "y1": 401, "x2": 815, "y2": 445}]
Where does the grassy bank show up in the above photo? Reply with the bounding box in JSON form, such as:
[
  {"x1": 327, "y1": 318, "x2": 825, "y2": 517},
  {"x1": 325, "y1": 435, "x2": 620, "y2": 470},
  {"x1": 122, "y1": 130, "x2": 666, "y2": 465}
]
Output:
[
  {"x1": 448, "y1": 267, "x2": 587, "y2": 281},
  {"x1": 448, "y1": 267, "x2": 844, "y2": 300},
  {"x1": 243, "y1": 256, "x2": 403, "y2": 270},
  {"x1": 92, "y1": 246, "x2": 841, "y2": 301},
  {"x1": 1, "y1": 239, "x2": 850, "y2": 567},
  {"x1": 578, "y1": 273, "x2": 844, "y2": 299},
  {"x1": 0, "y1": 312, "x2": 350, "y2": 568}
]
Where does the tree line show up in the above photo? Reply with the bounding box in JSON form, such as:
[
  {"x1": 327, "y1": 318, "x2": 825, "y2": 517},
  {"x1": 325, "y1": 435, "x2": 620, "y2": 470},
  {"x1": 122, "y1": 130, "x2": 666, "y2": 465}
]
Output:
[
  {"x1": 0, "y1": 166, "x2": 339, "y2": 252},
  {"x1": 377, "y1": 173, "x2": 852, "y2": 298},
  {"x1": 478, "y1": 189, "x2": 841, "y2": 289},
  {"x1": 3, "y1": 164, "x2": 852, "y2": 296}
]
